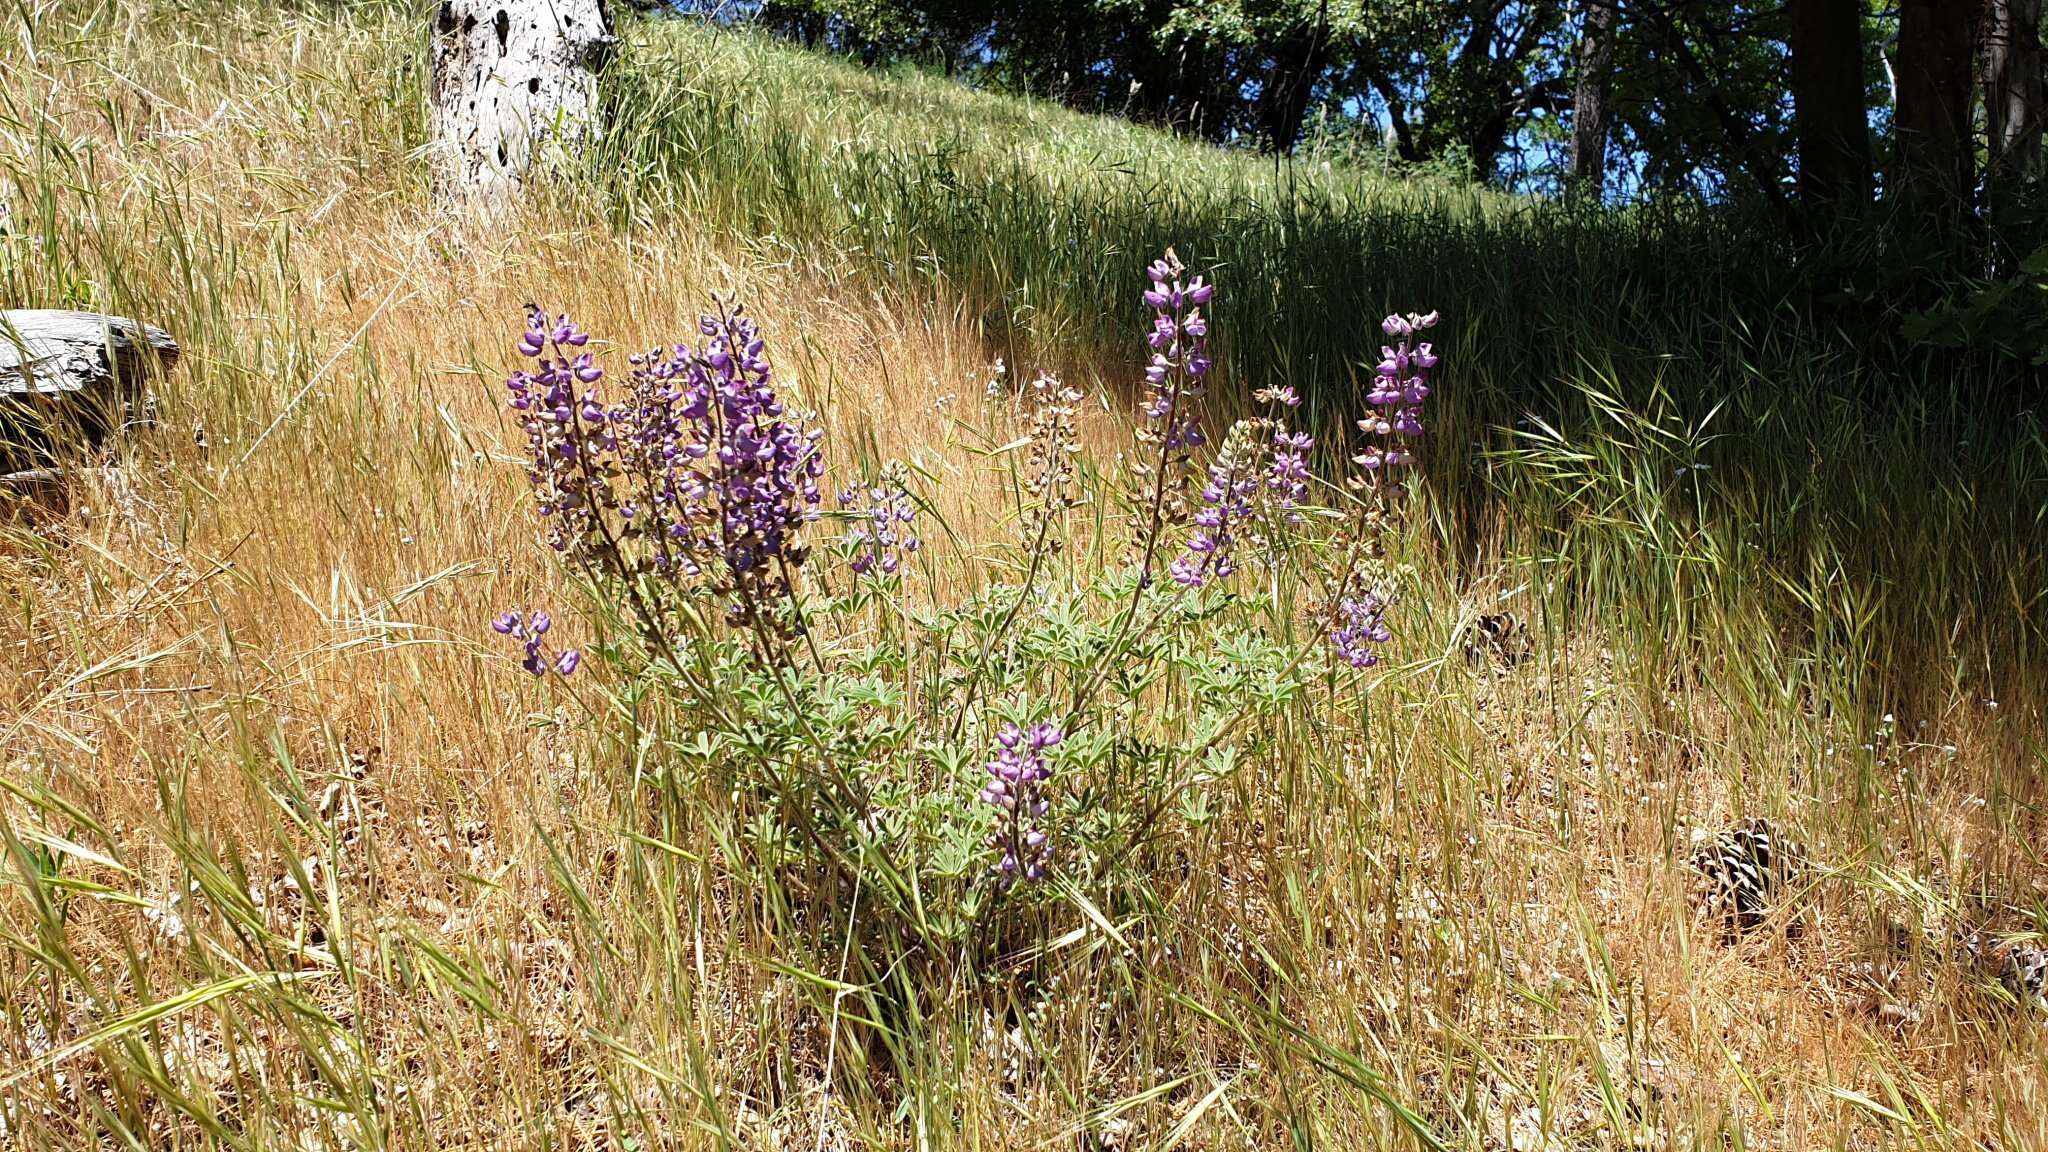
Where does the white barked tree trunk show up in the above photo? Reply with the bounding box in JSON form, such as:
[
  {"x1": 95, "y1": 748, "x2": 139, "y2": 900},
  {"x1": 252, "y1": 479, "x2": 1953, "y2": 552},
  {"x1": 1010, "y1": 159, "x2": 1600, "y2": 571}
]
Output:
[{"x1": 430, "y1": 0, "x2": 614, "y2": 204}]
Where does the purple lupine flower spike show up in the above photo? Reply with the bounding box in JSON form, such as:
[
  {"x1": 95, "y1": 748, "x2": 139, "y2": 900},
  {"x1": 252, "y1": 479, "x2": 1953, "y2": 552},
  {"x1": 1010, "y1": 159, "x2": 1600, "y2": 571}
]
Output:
[
  {"x1": 981, "y1": 720, "x2": 1061, "y2": 883},
  {"x1": 841, "y1": 462, "x2": 920, "y2": 577},
  {"x1": 1354, "y1": 310, "x2": 1438, "y2": 479},
  {"x1": 1329, "y1": 308, "x2": 1438, "y2": 669},
  {"x1": 1134, "y1": 250, "x2": 1216, "y2": 579},
  {"x1": 1268, "y1": 429, "x2": 1312, "y2": 518},
  {"x1": 1168, "y1": 420, "x2": 1261, "y2": 587},
  {"x1": 500, "y1": 305, "x2": 824, "y2": 634},
  {"x1": 1331, "y1": 595, "x2": 1392, "y2": 669}
]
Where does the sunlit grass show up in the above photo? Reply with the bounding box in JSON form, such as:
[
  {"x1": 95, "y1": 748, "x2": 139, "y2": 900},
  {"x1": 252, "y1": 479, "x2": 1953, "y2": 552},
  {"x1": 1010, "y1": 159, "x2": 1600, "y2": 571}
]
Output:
[{"x1": 0, "y1": 2, "x2": 2042, "y2": 1150}]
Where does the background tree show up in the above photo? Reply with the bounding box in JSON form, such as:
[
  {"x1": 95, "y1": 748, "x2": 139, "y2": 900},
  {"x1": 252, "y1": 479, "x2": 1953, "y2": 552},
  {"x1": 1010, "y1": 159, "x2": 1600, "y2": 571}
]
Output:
[
  {"x1": 1342, "y1": 0, "x2": 1572, "y2": 181},
  {"x1": 1569, "y1": 0, "x2": 1619, "y2": 196},
  {"x1": 723, "y1": 0, "x2": 2039, "y2": 246},
  {"x1": 1787, "y1": 0, "x2": 1870, "y2": 214},
  {"x1": 1892, "y1": 0, "x2": 1979, "y2": 211},
  {"x1": 1156, "y1": 0, "x2": 1363, "y2": 148},
  {"x1": 1985, "y1": 0, "x2": 2045, "y2": 227}
]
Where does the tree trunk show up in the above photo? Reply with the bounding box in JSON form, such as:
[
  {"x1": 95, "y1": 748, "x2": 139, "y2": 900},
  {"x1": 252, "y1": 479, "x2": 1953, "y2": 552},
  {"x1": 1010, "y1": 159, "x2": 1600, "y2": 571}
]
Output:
[
  {"x1": 1258, "y1": 1, "x2": 1332, "y2": 154},
  {"x1": 1569, "y1": 0, "x2": 1618, "y2": 196},
  {"x1": 1367, "y1": 69, "x2": 1422, "y2": 162},
  {"x1": 1893, "y1": 0, "x2": 1978, "y2": 209},
  {"x1": 1788, "y1": 0, "x2": 1871, "y2": 213},
  {"x1": 1984, "y1": 0, "x2": 2044, "y2": 191},
  {"x1": 430, "y1": 0, "x2": 615, "y2": 204}
]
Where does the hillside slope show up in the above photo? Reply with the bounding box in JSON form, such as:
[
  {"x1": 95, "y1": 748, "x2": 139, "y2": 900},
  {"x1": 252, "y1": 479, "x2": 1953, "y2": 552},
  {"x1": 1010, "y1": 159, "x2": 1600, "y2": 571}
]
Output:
[{"x1": 0, "y1": 4, "x2": 2043, "y2": 1151}]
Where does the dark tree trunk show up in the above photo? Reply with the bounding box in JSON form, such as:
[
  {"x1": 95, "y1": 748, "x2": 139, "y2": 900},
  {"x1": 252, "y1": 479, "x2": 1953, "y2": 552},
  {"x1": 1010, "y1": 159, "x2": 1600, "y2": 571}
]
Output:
[
  {"x1": 1258, "y1": 0, "x2": 1331, "y2": 153},
  {"x1": 1367, "y1": 69, "x2": 1422, "y2": 161},
  {"x1": 1984, "y1": 0, "x2": 2045, "y2": 192},
  {"x1": 1788, "y1": 0, "x2": 1871, "y2": 213},
  {"x1": 1470, "y1": 105, "x2": 1518, "y2": 180},
  {"x1": 1570, "y1": 0, "x2": 1619, "y2": 195},
  {"x1": 1461, "y1": 0, "x2": 1565, "y2": 183},
  {"x1": 1893, "y1": 0, "x2": 1979, "y2": 209}
]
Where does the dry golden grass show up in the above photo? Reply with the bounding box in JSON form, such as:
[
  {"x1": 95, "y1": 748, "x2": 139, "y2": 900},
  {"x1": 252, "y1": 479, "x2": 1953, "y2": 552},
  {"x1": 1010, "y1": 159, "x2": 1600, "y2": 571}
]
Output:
[{"x1": 1, "y1": 3, "x2": 2043, "y2": 1150}]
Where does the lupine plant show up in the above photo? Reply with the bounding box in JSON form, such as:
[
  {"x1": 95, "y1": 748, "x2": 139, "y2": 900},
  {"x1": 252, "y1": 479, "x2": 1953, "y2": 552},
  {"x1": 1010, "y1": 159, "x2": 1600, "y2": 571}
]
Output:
[
  {"x1": 981, "y1": 721, "x2": 1061, "y2": 882},
  {"x1": 493, "y1": 253, "x2": 1434, "y2": 1087},
  {"x1": 505, "y1": 302, "x2": 825, "y2": 653},
  {"x1": 1167, "y1": 381, "x2": 1320, "y2": 588},
  {"x1": 1316, "y1": 309, "x2": 1440, "y2": 668}
]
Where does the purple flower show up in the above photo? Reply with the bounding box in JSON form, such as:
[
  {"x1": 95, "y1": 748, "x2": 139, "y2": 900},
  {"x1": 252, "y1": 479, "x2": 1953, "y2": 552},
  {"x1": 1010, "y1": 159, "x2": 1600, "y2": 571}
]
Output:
[
  {"x1": 1330, "y1": 314, "x2": 1433, "y2": 669},
  {"x1": 981, "y1": 721, "x2": 1060, "y2": 882},
  {"x1": 1353, "y1": 310, "x2": 1438, "y2": 484},
  {"x1": 503, "y1": 305, "x2": 825, "y2": 635},
  {"x1": 492, "y1": 607, "x2": 579, "y2": 678},
  {"x1": 1331, "y1": 594, "x2": 1391, "y2": 669},
  {"x1": 1267, "y1": 429, "x2": 1313, "y2": 517},
  {"x1": 1168, "y1": 421, "x2": 1261, "y2": 587},
  {"x1": 1134, "y1": 249, "x2": 1216, "y2": 581},
  {"x1": 840, "y1": 463, "x2": 920, "y2": 577}
]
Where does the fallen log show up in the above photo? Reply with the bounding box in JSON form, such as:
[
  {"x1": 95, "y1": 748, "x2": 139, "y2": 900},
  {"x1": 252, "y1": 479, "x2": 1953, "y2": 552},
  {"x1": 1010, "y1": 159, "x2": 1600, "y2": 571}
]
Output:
[{"x1": 0, "y1": 309, "x2": 177, "y2": 470}]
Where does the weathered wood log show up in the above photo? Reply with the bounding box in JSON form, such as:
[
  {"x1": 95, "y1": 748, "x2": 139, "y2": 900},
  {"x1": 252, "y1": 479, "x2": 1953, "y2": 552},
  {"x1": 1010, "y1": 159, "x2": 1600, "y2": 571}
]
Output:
[
  {"x1": 0, "y1": 467, "x2": 72, "y2": 513},
  {"x1": 0, "y1": 310, "x2": 178, "y2": 469},
  {"x1": 430, "y1": 0, "x2": 614, "y2": 204}
]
